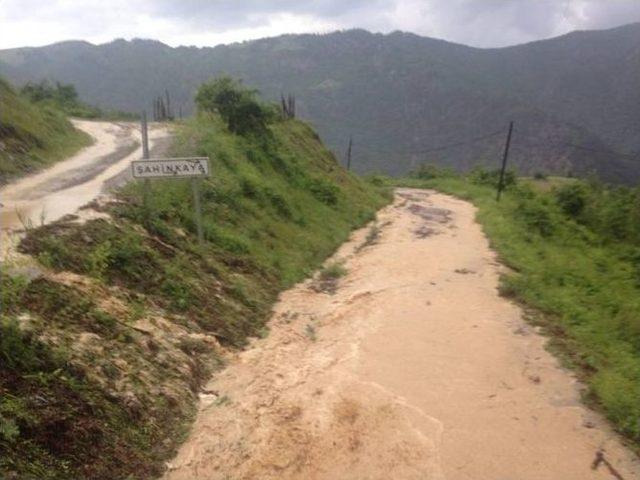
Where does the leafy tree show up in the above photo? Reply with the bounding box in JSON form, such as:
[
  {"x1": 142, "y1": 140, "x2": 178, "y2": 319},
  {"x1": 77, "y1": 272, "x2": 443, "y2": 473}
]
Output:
[
  {"x1": 21, "y1": 80, "x2": 78, "y2": 104},
  {"x1": 20, "y1": 80, "x2": 104, "y2": 118},
  {"x1": 195, "y1": 77, "x2": 271, "y2": 136}
]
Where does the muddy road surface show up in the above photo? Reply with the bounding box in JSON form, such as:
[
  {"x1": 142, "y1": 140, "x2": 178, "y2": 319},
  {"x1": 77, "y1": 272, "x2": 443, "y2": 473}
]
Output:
[
  {"x1": 0, "y1": 119, "x2": 171, "y2": 231},
  {"x1": 171, "y1": 189, "x2": 639, "y2": 479}
]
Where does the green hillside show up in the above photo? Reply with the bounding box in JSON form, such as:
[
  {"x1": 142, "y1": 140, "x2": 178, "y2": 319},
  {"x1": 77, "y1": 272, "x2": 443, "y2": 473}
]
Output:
[
  {"x1": 0, "y1": 77, "x2": 91, "y2": 184},
  {"x1": 0, "y1": 82, "x2": 389, "y2": 479},
  {"x1": 2, "y1": 25, "x2": 639, "y2": 181}
]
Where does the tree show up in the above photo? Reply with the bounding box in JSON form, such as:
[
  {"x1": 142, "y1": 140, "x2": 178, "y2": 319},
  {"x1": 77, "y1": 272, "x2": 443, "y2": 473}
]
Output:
[{"x1": 195, "y1": 77, "x2": 270, "y2": 136}]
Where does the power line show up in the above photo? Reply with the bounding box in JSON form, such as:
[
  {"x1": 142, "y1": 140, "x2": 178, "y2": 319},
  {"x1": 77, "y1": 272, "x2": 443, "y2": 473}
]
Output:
[
  {"x1": 409, "y1": 129, "x2": 504, "y2": 155},
  {"x1": 512, "y1": 136, "x2": 638, "y2": 160},
  {"x1": 367, "y1": 125, "x2": 638, "y2": 161},
  {"x1": 563, "y1": 143, "x2": 638, "y2": 160},
  {"x1": 373, "y1": 129, "x2": 504, "y2": 156}
]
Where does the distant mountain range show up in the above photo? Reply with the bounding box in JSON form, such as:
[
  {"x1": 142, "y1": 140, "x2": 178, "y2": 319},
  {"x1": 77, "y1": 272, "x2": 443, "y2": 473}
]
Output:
[{"x1": 1, "y1": 24, "x2": 639, "y2": 182}]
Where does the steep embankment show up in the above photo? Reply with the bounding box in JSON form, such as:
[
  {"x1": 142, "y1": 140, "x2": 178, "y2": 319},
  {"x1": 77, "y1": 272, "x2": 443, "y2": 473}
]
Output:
[
  {"x1": 0, "y1": 76, "x2": 91, "y2": 184},
  {"x1": 0, "y1": 113, "x2": 389, "y2": 479}
]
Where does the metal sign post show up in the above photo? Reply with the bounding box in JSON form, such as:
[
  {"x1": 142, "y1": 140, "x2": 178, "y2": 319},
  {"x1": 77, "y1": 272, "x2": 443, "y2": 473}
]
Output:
[
  {"x1": 132, "y1": 148, "x2": 210, "y2": 246},
  {"x1": 140, "y1": 111, "x2": 151, "y2": 223},
  {"x1": 191, "y1": 178, "x2": 204, "y2": 245}
]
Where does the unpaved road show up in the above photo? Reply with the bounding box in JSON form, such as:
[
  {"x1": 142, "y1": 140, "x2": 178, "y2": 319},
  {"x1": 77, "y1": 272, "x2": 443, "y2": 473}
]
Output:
[
  {"x1": 167, "y1": 189, "x2": 639, "y2": 480},
  {"x1": 0, "y1": 119, "x2": 170, "y2": 231}
]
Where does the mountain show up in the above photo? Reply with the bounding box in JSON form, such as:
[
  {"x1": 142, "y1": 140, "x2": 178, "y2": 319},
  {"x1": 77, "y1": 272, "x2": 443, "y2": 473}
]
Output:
[{"x1": 1, "y1": 24, "x2": 639, "y2": 182}]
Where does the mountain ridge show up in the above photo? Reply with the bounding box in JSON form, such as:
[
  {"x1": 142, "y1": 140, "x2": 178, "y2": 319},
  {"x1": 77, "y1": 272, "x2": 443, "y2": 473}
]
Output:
[{"x1": 2, "y1": 24, "x2": 639, "y2": 182}]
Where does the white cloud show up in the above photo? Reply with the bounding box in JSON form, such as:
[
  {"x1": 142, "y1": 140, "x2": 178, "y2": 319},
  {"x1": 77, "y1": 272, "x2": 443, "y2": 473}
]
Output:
[{"x1": 0, "y1": 0, "x2": 639, "y2": 49}]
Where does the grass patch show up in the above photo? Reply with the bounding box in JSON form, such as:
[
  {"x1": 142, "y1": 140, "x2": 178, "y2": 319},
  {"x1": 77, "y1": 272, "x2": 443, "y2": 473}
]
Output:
[
  {"x1": 0, "y1": 271, "x2": 198, "y2": 480},
  {"x1": 318, "y1": 261, "x2": 347, "y2": 281},
  {"x1": 0, "y1": 76, "x2": 92, "y2": 184},
  {"x1": 392, "y1": 167, "x2": 640, "y2": 449},
  {"x1": 312, "y1": 261, "x2": 348, "y2": 294},
  {"x1": 357, "y1": 223, "x2": 381, "y2": 252}
]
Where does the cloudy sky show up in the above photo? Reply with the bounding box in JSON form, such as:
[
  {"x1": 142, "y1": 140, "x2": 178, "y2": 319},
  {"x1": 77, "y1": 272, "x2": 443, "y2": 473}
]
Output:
[{"x1": 1, "y1": 0, "x2": 639, "y2": 49}]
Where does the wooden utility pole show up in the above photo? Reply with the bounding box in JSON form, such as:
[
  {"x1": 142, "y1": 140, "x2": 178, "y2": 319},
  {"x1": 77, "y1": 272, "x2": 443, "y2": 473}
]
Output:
[
  {"x1": 496, "y1": 121, "x2": 514, "y2": 201},
  {"x1": 141, "y1": 110, "x2": 149, "y2": 159},
  {"x1": 346, "y1": 136, "x2": 353, "y2": 171}
]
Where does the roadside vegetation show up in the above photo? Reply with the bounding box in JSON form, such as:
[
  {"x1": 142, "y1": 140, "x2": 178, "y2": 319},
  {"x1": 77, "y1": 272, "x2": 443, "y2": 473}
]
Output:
[
  {"x1": 0, "y1": 77, "x2": 390, "y2": 479},
  {"x1": 20, "y1": 80, "x2": 138, "y2": 120},
  {"x1": 393, "y1": 165, "x2": 640, "y2": 449},
  {"x1": 0, "y1": 76, "x2": 92, "y2": 184}
]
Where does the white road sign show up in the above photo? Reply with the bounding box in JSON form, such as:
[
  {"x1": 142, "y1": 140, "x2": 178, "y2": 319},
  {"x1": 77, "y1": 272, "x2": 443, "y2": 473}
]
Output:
[{"x1": 131, "y1": 157, "x2": 210, "y2": 179}]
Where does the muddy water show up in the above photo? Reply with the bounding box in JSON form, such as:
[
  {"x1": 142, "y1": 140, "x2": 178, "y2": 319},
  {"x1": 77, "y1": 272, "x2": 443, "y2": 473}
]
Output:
[
  {"x1": 165, "y1": 189, "x2": 639, "y2": 480},
  {"x1": 0, "y1": 119, "x2": 170, "y2": 231}
]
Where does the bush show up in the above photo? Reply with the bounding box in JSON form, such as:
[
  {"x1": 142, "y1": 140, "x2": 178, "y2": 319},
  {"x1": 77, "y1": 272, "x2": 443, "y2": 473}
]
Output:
[
  {"x1": 554, "y1": 183, "x2": 588, "y2": 218},
  {"x1": 411, "y1": 164, "x2": 456, "y2": 180},
  {"x1": 20, "y1": 80, "x2": 104, "y2": 119},
  {"x1": 469, "y1": 166, "x2": 517, "y2": 189},
  {"x1": 195, "y1": 77, "x2": 271, "y2": 136},
  {"x1": 307, "y1": 177, "x2": 339, "y2": 206},
  {"x1": 319, "y1": 262, "x2": 347, "y2": 281},
  {"x1": 516, "y1": 197, "x2": 554, "y2": 237}
]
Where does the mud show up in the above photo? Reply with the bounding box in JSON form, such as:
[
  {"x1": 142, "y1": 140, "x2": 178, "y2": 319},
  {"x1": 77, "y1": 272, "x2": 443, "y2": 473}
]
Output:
[
  {"x1": 165, "y1": 188, "x2": 639, "y2": 479},
  {"x1": 0, "y1": 119, "x2": 171, "y2": 232}
]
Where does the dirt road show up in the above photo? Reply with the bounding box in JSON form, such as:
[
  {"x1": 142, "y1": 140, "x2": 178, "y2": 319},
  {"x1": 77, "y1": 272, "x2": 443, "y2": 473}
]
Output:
[
  {"x1": 166, "y1": 189, "x2": 639, "y2": 480},
  {"x1": 0, "y1": 119, "x2": 170, "y2": 231}
]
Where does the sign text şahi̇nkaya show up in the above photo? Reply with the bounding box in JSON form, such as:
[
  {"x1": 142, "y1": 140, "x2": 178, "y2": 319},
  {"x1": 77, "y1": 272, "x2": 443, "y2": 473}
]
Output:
[{"x1": 131, "y1": 157, "x2": 210, "y2": 179}]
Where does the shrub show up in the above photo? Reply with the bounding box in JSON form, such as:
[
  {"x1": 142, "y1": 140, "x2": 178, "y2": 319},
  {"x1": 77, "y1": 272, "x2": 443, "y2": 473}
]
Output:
[
  {"x1": 469, "y1": 166, "x2": 517, "y2": 189},
  {"x1": 195, "y1": 77, "x2": 271, "y2": 136},
  {"x1": 0, "y1": 319, "x2": 49, "y2": 372},
  {"x1": 366, "y1": 175, "x2": 387, "y2": 187},
  {"x1": 554, "y1": 183, "x2": 588, "y2": 218},
  {"x1": 319, "y1": 262, "x2": 347, "y2": 281},
  {"x1": 307, "y1": 178, "x2": 339, "y2": 206},
  {"x1": 516, "y1": 197, "x2": 554, "y2": 237},
  {"x1": 85, "y1": 240, "x2": 113, "y2": 280},
  {"x1": 20, "y1": 80, "x2": 103, "y2": 119},
  {"x1": 411, "y1": 164, "x2": 456, "y2": 180}
]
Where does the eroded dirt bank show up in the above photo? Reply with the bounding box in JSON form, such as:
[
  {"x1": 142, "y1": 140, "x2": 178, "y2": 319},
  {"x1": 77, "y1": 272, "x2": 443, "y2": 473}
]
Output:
[{"x1": 165, "y1": 189, "x2": 639, "y2": 480}]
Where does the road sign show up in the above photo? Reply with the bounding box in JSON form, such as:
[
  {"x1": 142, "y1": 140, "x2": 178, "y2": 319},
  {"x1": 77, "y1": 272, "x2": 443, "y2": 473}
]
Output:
[
  {"x1": 131, "y1": 157, "x2": 210, "y2": 179},
  {"x1": 136, "y1": 114, "x2": 211, "y2": 246}
]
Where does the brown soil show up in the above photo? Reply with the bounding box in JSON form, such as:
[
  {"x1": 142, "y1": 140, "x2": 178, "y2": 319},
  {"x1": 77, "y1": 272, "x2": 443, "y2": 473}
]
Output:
[{"x1": 165, "y1": 188, "x2": 639, "y2": 480}]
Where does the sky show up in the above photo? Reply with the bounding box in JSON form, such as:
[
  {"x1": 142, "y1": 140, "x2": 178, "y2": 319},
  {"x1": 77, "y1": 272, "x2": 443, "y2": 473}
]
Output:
[{"x1": 1, "y1": 0, "x2": 640, "y2": 50}]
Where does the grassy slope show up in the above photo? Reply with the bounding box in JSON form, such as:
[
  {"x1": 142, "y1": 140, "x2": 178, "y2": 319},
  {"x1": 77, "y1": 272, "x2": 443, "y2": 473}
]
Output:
[
  {"x1": 0, "y1": 114, "x2": 389, "y2": 479},
  {"x1": 0, "y1": 77, "x2": 91, "y2": 184},
  {"x1": 396, "y1": 174, "x2": 640, "y2": 450}
]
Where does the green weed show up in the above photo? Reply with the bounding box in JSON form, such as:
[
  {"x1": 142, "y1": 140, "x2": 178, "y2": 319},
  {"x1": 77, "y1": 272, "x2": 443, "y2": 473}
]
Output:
[{"x1": 319, "y1": 261, "x2": 347, "y2": 281}]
